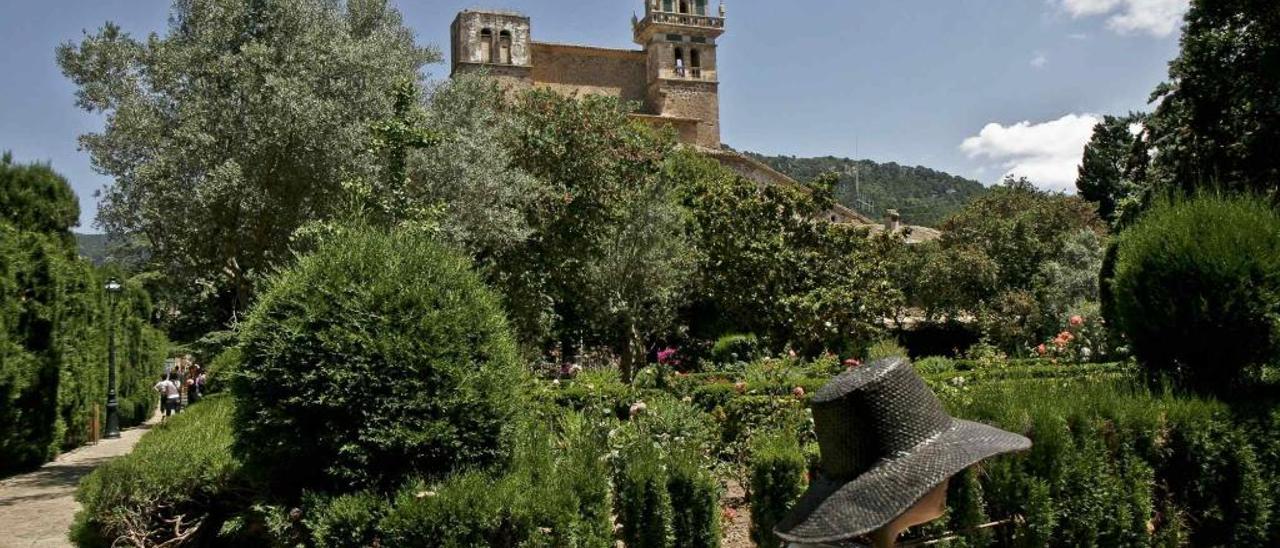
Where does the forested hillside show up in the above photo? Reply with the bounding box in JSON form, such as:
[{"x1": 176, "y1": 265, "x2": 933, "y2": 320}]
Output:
[
  {"x1": 75, "y1": 232, "x2": 108, "y2": 264},
  {"x1": 746, "y1": 153, "x2": 987, "y2": 226}
]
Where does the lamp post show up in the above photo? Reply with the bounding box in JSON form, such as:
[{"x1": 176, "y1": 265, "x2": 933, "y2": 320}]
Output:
[{"x1": 104, "y1": 278, "x2": 123, "y2": 439}]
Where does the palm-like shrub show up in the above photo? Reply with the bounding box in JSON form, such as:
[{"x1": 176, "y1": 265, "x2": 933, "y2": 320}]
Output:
[
  {"x1": 232, "y1": 227, "x2": 524, "y2": 493},
  {"x1": 1113, "y1": 195, "x2": 1280, "y2": 392}
]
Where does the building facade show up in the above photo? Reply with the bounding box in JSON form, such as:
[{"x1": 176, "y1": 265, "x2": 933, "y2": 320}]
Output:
[
  {"x1": 450, "y1": 1, "x2": 725, "y2": 149},
  {"x1": 448, "y1": 2, "x2": 906, "y2": 229}
]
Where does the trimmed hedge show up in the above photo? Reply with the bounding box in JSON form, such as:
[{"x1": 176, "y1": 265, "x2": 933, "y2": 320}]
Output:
[
  {"x1": 939, "y1": 376, "x2": 1280, "y2": 546},
  {"x1": 1, "y1": 221, "x2": 165, "y2": 476},
  {"x1": 749, "y1": 432, "x2": 807, "y2": 548},
  {"x1": 233, "y1": 227, "x2": 525, "y2": 494},
  {"x1": 1113, "y1": 195, "x2": 1280, "y2": 392},
  {"x1": 72, "y1": 395, "x2": 241, "y2": 546}
]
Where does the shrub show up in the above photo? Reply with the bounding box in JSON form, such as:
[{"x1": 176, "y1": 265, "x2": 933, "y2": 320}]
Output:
[
  {"x1": 1113, "y1": 195, "x2": 1280, "y2": 392},
  {"x1": 914, "y1": 356, "x2": 956, "y2": 375},
  {"x1": 710, "y1": 333, "x2": 762, "y2": 364},
  {"x1": 1, "y1": 221, "x2": 165, "y2": 475},
  {"x1": 72, "y1": 395, "x2": 241, "y2": 546},
  {"x1": 303, "y1": 490, "x2": 390, "y2": 548},
  {"x1": 615, "y1": 444, "x2": 674, "y2": 548},
  {"x1": 379, "y1": 472, "x2": 529, "y2": 546},
  {"x1": 864, "y1": 338, "x2": 908, "y2": 362},
  {"x1": 667, "y1": 450, "x2": 721, "y2": 548},
  {"x1": 233, "y1": 227, "x2": 524, "y2": 493},
  {"x1": 749, "y1": 432, "x2": 806, "y2": 548},
  {"x1": 202, "y1": 345, "x2": 240, "y2": 395}
]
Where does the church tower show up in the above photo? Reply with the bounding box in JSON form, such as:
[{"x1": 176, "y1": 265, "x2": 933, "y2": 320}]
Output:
[
  {"x1": 450, "y1": 10, "x2": 533, "y2": 86},
  {"x1": 633, "y1": 0, "x2": 725, "y2": 148}
]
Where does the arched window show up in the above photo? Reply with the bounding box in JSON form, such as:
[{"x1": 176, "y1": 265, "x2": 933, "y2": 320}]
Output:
[
  {"x1": 499, "y1": 30, "x2": 512, "y2": 64},
  {"x1": 679, "y1": 1, "x2": 690, "y2": 14},
  {"x1": 662, "y1": 0, "x2": 674, "y2": 13},
  {"x1": 674, "y1": 47, "x2": 685, "y2": 77},
  {"x1": 694, "y1": 0, "x2": 707, "y2": 15},
  {"x1": 689, "y1": 48, "x2": 701, "y2": 78},
  {"x1": 479, "y1": 29, "x2": 493, "y2": 63}
]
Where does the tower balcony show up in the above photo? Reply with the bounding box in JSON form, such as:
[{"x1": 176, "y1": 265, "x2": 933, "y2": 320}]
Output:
[{"x1": 633, "y1": 11, "x2": 725, "y2": 42}]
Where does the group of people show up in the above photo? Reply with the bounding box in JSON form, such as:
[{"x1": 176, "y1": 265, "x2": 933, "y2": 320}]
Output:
[{"x1": 152, "y1": 355, "x2": 206, "y2": 420}]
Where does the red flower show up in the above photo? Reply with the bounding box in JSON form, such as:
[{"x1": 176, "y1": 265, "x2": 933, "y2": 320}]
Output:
[
  {"x1": 842, "y1": 358, "x2": 861, "y2": 369},
  {"x1": 1069, "y1": 315, "x2": 1085, "y2": 327},
  {"x1": 1036, "y1": 344, "x2": 1047, "y2": 356}
]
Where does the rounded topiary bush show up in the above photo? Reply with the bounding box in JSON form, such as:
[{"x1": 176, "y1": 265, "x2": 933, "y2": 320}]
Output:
[
  {"x1": 1113, "y1": 195, "x2": 1280, "y2": 392},
  {"x1": 232, "y1": 227, "x2": 524, "y2": 493}
]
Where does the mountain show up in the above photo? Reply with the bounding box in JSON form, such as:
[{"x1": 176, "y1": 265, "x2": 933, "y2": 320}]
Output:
[
  {"x1": 743, "y1": 153, "x2": 987, "y2": 227},
  {"x1": 75, "y1": 233, "x2": 109, "y2": 265}
]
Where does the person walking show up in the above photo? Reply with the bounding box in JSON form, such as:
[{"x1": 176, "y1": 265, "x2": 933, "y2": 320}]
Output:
[{"x1": 153, "y1": 375, "x2": 180, "y2": 421}]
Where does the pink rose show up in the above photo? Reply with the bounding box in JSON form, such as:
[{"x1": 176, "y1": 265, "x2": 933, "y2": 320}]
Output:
[
  {"x1": 792, "y1": 386, "x2": 806, "y2": 399},
  {"x1": 1069, "y1": 315, "x2": 1084, "y2": 327}
]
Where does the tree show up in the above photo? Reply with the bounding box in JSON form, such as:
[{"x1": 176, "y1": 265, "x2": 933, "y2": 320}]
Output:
[
  {"x1": 57, "y1": 0, "x2": 437, "y2": 332},
  {"x1": 494, "y1": 90, "x2": 686, "y2": 364},
  {"x1": 582, "y1": 172, "x2": 693, "y2": 381},
  {"x1": 923, "y1": 177, "x2": 1106, "y2": 352},
  {"x1": 408, "y1": 74, "x2": 542, "y2": 255},
  {"x1": 0, "y1": 152, "x2": 79, "y2": 237},
  {"x1": 668, "y1": 150, "x2": 901, "y2": 354},
  {"x1": 1076, "y1": 114, "x2": 1150, "y2": 227},
  {"x1": 1146, "y1": 0, "x2": 1280, "y2": 201}
]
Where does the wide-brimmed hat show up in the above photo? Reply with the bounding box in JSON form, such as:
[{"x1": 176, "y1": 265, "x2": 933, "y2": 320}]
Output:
[{"x1": 774, "y1": 357, "x2": 1030, "y2": 545}]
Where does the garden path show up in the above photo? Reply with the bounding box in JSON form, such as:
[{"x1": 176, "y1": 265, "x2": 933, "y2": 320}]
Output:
[{"x1": 0, "y1": 413, "x2": 160, "y2": 547}]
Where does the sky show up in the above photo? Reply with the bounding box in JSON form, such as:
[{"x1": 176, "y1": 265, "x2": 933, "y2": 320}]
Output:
[{"x1": 0, "y1": 0, "x2": 1187, "y2": 232}]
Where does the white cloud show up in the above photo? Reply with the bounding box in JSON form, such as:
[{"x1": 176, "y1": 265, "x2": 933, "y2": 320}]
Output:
[
  {"x1": 960, "y1": 114, "x2": 1101, "y2": 192},
  {"x1": 1060, "y1": 0, "x2": 1189, "y2": 37},
  {"x1": 1030, "y1": 51, "x2": 1048, "y2": 69}
]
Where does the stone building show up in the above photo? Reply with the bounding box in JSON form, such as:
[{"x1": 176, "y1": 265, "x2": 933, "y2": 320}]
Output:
[
  {"x1": 450, "y1": 1, "x2": 893, "y2": 227},
  {"x1": 451, "y1": 0, "x2": 724, "y2": 149}
]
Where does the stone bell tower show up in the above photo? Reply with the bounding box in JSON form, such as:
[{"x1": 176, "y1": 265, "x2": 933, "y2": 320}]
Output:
[{"x1": 633, "y1": 0, "x2": 725, "y2": 148}]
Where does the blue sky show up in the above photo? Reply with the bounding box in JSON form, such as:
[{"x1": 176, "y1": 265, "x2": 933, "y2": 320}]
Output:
[{"x1": 0, "y1": 0, "x2": 1186, "y2": 231}]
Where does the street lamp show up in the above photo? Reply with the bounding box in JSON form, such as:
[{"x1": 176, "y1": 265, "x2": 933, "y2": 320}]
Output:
[{"x1": 104, "y1": 278, "x2": 123, "y2": 439}]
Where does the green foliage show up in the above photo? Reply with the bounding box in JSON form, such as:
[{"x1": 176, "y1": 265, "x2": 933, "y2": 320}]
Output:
[
  {"x1": 233, "y1": 227, "x2": 524, "y2": 493},
  {"x1": 616, "y1": 444, "x2": 675, "y2": 548},
  {"x1": 1076, "y1": 113, "x2": 1151, "y2": 228},
  {"x1": 0, "y1": 152, "x2": 79, "y2": 235},
  {"x1": 202, "y1": 345, "x2": 240, "y2": 395},
  {"x1": 911, "y1": 177, "x2": 1106, "y2": 353},
  {"x1": 914, "y1": 356, "x2": 957, "y2": 375},
  {"x1": 489, "y1": 89, "x2": 689, "y2": 372},
  {"x1": 378, "y1": 409, "x2": 613, "y2": 547},
  {"x1": 408, "y1": 73, "x2": 541, "y2": 253},
  {"x1": 749, "y1": 432, "x2": 807, "y2": 548},
  {"x1": 1113, "y1": 195, "x2": 1280, "y2": 392},
  {"x1": 942, "y1": 371, "x2": 1280, "y2": 547},
  {"x1": 303, "y1": 490, "x2": 390, "y2": 548},
  {"x1": 0, "y1": 189, "x2": 164, "y2": 475},
  {"x1": 57, "y1": 0, "x2": 438, "y2": 333},
  {"x1": 710, "y1": 333, "x2": 762, "y2": 365},
  {"x1": 72, "y1": 395, "x2": 240, "y2": 546},
  {"x1": 747, "y1": 152, "x2": 989, "y2": 227},
  {"x1": 669, "y1": 150, "x2": 902, "y2": 354},
  {"x1": 667, "y1": 451, "x2": 721, "y2": 548},
  {"x1": 864, "y1": 338, "x2": 908, "y2": 362},
  {"x1": 1145, "y1": 0, "x2": 1280, "y2": 203}
]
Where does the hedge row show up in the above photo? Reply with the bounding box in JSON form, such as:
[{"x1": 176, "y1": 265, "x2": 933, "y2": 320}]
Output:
[
  {"x1": 0, "y1": 222, "x2": 166, "y2": 476},
  {"x1": 72, "y1": 395, "x2": 241, "y2": 546},
  {"x1": 753, "y1": 374, "x2": 1280, "y2": 546}
]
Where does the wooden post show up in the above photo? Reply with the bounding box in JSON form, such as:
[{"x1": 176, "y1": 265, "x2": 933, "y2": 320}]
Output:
[{"x1": 91, "y1": 404, "x2": 100, "y2": 444}]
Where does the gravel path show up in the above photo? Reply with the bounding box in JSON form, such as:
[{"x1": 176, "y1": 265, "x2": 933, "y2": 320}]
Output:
[{"x1": 0, "y1": 414, "x2": 159, "y2": 548}]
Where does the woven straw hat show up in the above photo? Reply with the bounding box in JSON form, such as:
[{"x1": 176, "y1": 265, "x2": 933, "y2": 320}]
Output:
[{"x1": 774, "y1": 357, "x2": 1030, "y2": 545}]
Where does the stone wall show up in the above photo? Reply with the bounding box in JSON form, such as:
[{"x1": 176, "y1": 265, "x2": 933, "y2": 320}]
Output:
[{"x1": 529, "y1": 43, "x2": 648, "y2": 105}]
